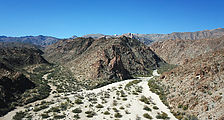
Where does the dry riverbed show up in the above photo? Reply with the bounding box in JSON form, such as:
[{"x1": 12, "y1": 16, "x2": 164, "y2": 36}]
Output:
[{"x1": 0, "y1": 70, "x2": 177, "y2": 120}]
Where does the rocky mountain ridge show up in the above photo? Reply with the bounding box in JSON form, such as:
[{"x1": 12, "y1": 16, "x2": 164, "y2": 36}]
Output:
[
  {"x1": 44, "y1": 36, "x2": 165, "y2": 88},
  {"x1": 150, "y1": 36, "x2": 224, "y2": 65}
]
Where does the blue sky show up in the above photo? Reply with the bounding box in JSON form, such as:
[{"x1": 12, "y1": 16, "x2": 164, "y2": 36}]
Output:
[{"x1": 0, "y1": 0, "x2": 224, "y2": 38}]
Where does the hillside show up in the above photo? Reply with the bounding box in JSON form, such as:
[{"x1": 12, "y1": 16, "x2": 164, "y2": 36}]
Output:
[
  {"x1": 0, "y1": 42, "x2": 50, "y2": 116},
  {"x1": 0, "y1": 35, "x2": 59, "y2": 47},
  {"x1": 44, "y1": 36, "x2": 165, "y2": 88},
  {"x1": 157, "y1": 49, "x2": 224, "y2": 120},
  {"x1": 150, "y1": 36, "x2": 224, "y2": 65}
]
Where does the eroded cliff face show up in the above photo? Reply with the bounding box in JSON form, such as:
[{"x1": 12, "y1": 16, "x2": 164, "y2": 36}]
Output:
[
  {"x1": 158, "y1": 49, "x2": 224, "y2": 120},
  {"x1": 45, "y1": 36, "x2": 165, "y2": 87}
]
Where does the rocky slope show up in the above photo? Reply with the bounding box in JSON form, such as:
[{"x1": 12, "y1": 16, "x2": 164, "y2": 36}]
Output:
[
  {"x1": 150, "y1": 36, "x2": 224, "y2": 65},
  {"x1": 81, "y1": 28, "x2": 224, "y2": 45},
  {"x1": 157, "y1": 49, "x2": 224, "y2": 120},
  {"x1": 0, "y1": 42, "x2": 49, "y2": 116},
  {"x1": 44, "y1": 36, "x2": 165, "y2": 88},
  {"x1": 0, "y1": 35, "x2": 59, "y2": 47}
]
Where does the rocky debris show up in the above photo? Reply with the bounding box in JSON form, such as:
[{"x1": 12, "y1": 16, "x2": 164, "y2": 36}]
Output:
[
  {"x1": 150, "y1": 36, "x2": 224, "y2": 65},
  {"x1": 157, "y1": 49, "x2": 224, "y2": 120},
  {"x1": 44, "y1": 36, "x2": 165, "y2": 87}
]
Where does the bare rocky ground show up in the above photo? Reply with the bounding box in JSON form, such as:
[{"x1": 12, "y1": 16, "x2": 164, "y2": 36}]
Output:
[{"x1": 0, "y1": 70, "x2": 177, "y2": 120}]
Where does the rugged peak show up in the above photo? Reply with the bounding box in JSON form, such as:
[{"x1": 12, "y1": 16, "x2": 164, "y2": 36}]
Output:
[{"x1": 44, "y1": 37, "x2": 165, "y2": 88}]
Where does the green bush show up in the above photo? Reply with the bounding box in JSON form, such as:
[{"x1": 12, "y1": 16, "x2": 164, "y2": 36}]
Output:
[
  {"x1": 49, "y1": 106, "x2": 60, "y2": 113},
  {"x1": 72, "y1": 108, "x2": 82, "y2": 113},
  {"x1": 139, "y1": 96, "x2": 150, "y2": 104},
  {"x1": 143, "y1": 106, "x2": 152, "y2": 111},
  {"x1": 114, "y1": 112, "x2": 122, "y2": 118},
  {"x1": 13, "y1": 111, "x2": 26, "y2": 120},
  {"x1": 143, "y1": 113, "x2": 153, "y2": 119},
  {"x1": 95, "y1": 104, "x2": 104, "y2": 108},
  {"x1": 183, "y1": 105, "x2": 188, "y2": 110},
  {"x1": 104, "y1": 111, "x2": 110, "y2": 115},
  {"x1": 156, "y1": 112, "x2": 170, "y2": 119},
  {"x1": 153, "y1": 106, "x2": 159, "y2": 110},
  {"x1": 53, "y1": 114, "x2": 65, "y2": 119},
  {"x1": 125, "y1": 80, "x2": 141, "y2": 90},
  {"x1": 33, "y1": 104, "x2": 49, "y2": 112},
  {"x1": 74, "y1": 114, "x2": 80, "y2": 119},
  {"x1": 85, "y1": 111, "x2": 95, "y2": 118},
  {"x1": 60, "y1": 102, "x2": 69, "y2": 111},
  {"x1": 41, "y1": 113, "x2": 50, "y2": 119},
  {"x1": 75, "y1": 99, "x2": 83, "y2": 104}
]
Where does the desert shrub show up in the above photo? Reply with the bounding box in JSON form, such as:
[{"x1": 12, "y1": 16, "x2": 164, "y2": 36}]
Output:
[
  {"x1": 72, "y1": 108, "x2": 82, "y2": 113},
  {"x1": 75, "y1": 99, "x2": 83, "y2": 104},
  {"x1": 156, "y1": 112, "x2": 170, "y2": 119},
  {"x1": 119, "y1": 106, "x2": 125, "y2": 110},
  {"x1": 178, "y1": 104, "x2": 182, "y2": 108},
  {"x1": 153, "y1": 106, "x2": 159, "y2": 110},
  {"x1": 74, "y1": 114, "x2": 80, "y2": 119},
  {"x1": 95, "y1": 104, "x2": 104, "y2": 108},
  {"x1": 114, "y1": 112, "x2": 122, "y2": 118},
  {"x1": 85, "y1": 111, "x2": 95, "y2": 118},
  {"x1": 136, "y1": 86, "x2": 143, "y2": 93},
  {"x1": 104, "y1": 111, "x2": 110, "y2": 115},
  {"x1": 113, "y1": 100, "x2": 118, "y2": 106},
  {"x1": 143, "y1": 113, "x2": 153, "y2": 119},
  {"x1": 125, "y1": 80, "x2": 141, "y2": 90},
  {"x1": 49, "y1": 106, "x2": 60, "y2": 113},
  {"x1": 112, "y1": 108, "x2": 119, "y2": 112},
  {"x1": 13, "y1": 111, "x2": 26, "y2": 120},
  {"x1": 143, "y1": 106, "x2": 152, "y2": 111},
  {"x1": 139, "y1": 96, "x2": 150, "y2": 104},
  {"x1": 53, "y1": 114, "x2": 65, "y2": 119},
  {"x1": 33, "y1": 104, "x2": 49, "y2": 112},
  {"x1": 60, "y1": 102, "x2": 69, "y2": 110},
  {"x1": 122, "y1": 98, "x2": 127, "y2": 101},
  {"x1": 41, "y1": 113, "x2": 50, "y2": 119},
  {"x1": 183, "y1": 105, "x2": 188, "y2": 110}
]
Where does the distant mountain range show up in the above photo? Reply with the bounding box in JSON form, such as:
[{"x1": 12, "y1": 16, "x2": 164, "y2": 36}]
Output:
[
  {"x1": 81, "y1": 28, "x2": 224, "y2": 45},
  {"x1": 1, "y1": 28, "x2": 224, "y2": 46},
  {"x1": 0, "y1": 35, "x2": 59, "y2": 47}
]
